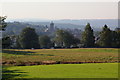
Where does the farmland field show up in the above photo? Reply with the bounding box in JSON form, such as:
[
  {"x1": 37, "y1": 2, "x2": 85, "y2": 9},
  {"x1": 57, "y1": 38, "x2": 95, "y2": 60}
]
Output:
[
  {"x1": 2, "y1": 48, "x2": 119, "y2": 79},
  {"x1": 3, "y1": 63, "x2": 118, "y2": 79},
  {"x1": 2, "y1": 48, "x2": 118, "y2": 65}
]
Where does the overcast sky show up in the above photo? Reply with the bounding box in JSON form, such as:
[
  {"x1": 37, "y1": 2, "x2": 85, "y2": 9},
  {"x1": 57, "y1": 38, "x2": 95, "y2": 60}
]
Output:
[{"x1": 1, "y1": 2, "x2": 118, "y2": 20}]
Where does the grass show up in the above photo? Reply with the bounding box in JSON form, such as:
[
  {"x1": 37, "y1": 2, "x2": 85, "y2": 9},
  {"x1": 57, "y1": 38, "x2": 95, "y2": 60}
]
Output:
[
  {"x1": 2, "y1": 48, "x2": 119, "y2": 79},
  {"x1": 2, "y1": 48, "x2": 118, "y2": 63},
  {"x1": 3, "y1": 63, "x2": 118, "y2": 79}
]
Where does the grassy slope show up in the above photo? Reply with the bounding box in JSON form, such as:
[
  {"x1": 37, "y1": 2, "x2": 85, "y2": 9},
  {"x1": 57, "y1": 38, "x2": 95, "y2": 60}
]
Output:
[
  {"x1": 5, "y1": 63, "x2": 118, "y2": 78},
  {"x1": 2, "y1": 48, "x2": 118, "y2": 63}
]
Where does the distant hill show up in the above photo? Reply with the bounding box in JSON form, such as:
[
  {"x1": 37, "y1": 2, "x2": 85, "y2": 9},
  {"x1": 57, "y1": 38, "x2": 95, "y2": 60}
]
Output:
[
  {"x1": 28, "y1": 22, "x2": 84, "y2": 30},
  {"x1": 4, "y1": 22, "x2": 45, "y2": 36},
  {"x1": 4, "y1": 22, "x2": 85, "y2": 36},
  {"x1": 53, "y1": 19, "x2": 118, "y2": 30},
  {"x1": 5, "y1": 19, "x2": 117, "y2": 36},
  {"x1": 7, "y1": 19, "x2": 118, "y2": 30}
]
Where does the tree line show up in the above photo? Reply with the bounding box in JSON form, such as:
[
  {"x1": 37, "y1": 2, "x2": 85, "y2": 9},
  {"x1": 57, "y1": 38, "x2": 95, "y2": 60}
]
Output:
[
  {"x1": 1, "y1": 16, "x2": 120, "y2": 49},
  {"x1": 2, "y1": 23, "x2": 120, "y2": 49}
]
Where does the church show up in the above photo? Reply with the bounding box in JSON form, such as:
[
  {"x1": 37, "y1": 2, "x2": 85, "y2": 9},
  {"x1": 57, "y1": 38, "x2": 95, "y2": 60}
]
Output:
[{"x1": 45, "y1": 22, "x2": 57, "y2": 32}]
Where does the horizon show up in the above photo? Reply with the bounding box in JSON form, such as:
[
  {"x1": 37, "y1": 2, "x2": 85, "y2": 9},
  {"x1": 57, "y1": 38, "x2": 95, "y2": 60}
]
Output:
[
  {"x1": 6, "y1": 18, "x2": 118, "y2": 22},
  {"x1": 5, "y1": 18, "x2": 118, "y2": 30}
]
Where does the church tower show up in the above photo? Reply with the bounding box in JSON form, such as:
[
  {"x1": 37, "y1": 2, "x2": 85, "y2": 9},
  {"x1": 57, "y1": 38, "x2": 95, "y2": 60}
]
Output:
[{"x1": 49, "y1": 21, "x2": 54, "y2": 31}]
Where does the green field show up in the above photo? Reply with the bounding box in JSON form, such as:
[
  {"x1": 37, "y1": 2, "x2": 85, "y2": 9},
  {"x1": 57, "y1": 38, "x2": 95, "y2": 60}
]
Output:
[
  {"x1": 2, "y1": 48, "x2": 119, "y2": 79},
  {"x1": 3, "y1": 63, "x2": 118, "y2": 79},
  {"x1": 2, "y1": 48, "x2": 118, "y2": 65}
]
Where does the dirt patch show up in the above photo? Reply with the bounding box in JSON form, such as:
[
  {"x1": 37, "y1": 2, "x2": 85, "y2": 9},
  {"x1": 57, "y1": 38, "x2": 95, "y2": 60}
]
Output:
[{"x1": 2, "y1": 60, "x2": 119, "y2": 66}]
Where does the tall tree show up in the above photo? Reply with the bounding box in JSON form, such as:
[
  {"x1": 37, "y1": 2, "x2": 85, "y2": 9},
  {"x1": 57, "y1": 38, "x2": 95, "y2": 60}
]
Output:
[
  {"x1": 97, "y1": 25, "x2": 112, "y2": 47},
  {"x1": 39, "y1": 35, "x2": 52, "y2": 48},
  {"x1": 62, "y1": 31, "x2": 73, "y2": 47},
  {"x1": 81, "y1": 23, "x2": 95, "y2": 47},
  {"x1": 71, "y1": 37, "x2": 80, "y2": 47},
  {"x1": 111, "y1": 31, "x2": 118, "y2": 47},
  {"x1": 2, "y1": 36, "x2": 12, "y2": 48},
  {"x1": 116, "y1": 30, "x2": 120, "y2": 48},
  {"x1": 15, "y1": 36, "x2": 21, "y2": 48},
  {"x1": 55, "y1": 30, "x2": 79, "y2": 48},
  {"x1": 54, "y1": 30, "x2": 65, "y2": 47},
  {"x1": 19, "y1": 27, "x2": 40, "y2": 49},
  {"x1": 0, "y1": 16, "x2": 12, "y2": 48},
  {"x1": 0, "y1": 16, "x2": 7, "y2": 31}
]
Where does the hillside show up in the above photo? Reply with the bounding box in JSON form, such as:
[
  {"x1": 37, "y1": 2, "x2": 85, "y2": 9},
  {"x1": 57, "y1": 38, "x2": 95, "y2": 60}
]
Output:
[{"x1": 7, "y1": 19, "x2": 118, "y2": 30}]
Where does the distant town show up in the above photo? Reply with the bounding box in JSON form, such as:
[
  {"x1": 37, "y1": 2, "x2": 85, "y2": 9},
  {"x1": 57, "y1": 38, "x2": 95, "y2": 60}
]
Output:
[{"x1": 1, "y1": 19, "x2": 120, "y2": 49}]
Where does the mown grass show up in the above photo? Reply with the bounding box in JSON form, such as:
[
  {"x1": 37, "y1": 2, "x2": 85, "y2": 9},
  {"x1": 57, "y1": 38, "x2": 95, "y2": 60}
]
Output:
[
  {"x1": 2, "y1": 48, "x2": 119, "y2": 79},
  {"x1": 3, "y1": 63, "x2": 118, "y2": 79},
  {"x1": 2, "y1": 48, "x2": 118, "y2": 63}
]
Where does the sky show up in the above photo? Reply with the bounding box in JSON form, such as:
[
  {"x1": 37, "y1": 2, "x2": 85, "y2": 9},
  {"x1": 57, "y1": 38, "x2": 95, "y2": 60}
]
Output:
[{"x1": 1, "y1": 1, "x2": 118, "y2": 20}]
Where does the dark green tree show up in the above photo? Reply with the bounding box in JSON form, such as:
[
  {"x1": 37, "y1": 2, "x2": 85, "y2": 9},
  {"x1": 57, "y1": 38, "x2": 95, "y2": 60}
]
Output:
[
  {"x1": 39, "y1": 35, "x2": 52, "y2": 48},
  {"x1": 63, "y1": 31, "x2": 73, "y2": 47},
  {"x1": 54, "y1": 30, "x2": 65, "y2": 47},
  {"x1": 110, "y1": 31, "x2": 118, "y2": 47},
  {"x1": 81, "y1": 23, "x2": 95, "y2": 47},
  {"x1": 72, "y1": 37, "x2": 80, "y2": 47},
  {"x1": 1, "y1": 16, "x2": 11, "y2": 48},
  {"x1": 97, "y1": 25, "x2": 112, "y2": 47},
  {"x1": 15, "y1": 36, "x2": 21, "y2": 48},
  {"x1": 2, "y1": 36, "x2": 11, "y2": 48},
  {"x1": 63, "y1": 31, "x2": 79, "y2": 47},
  {"x1": 0, "y1": 16, "x2": 7, "y2": 31},
  {"x1": 19, "y1": 27, "x2": 40, "y2": 49},
  {"x1": 55, "y1": 30, "x2": 79, "y2": 48},
  {"x1": 116, "y1": 30, "x2": 120, "y2": 47}
]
